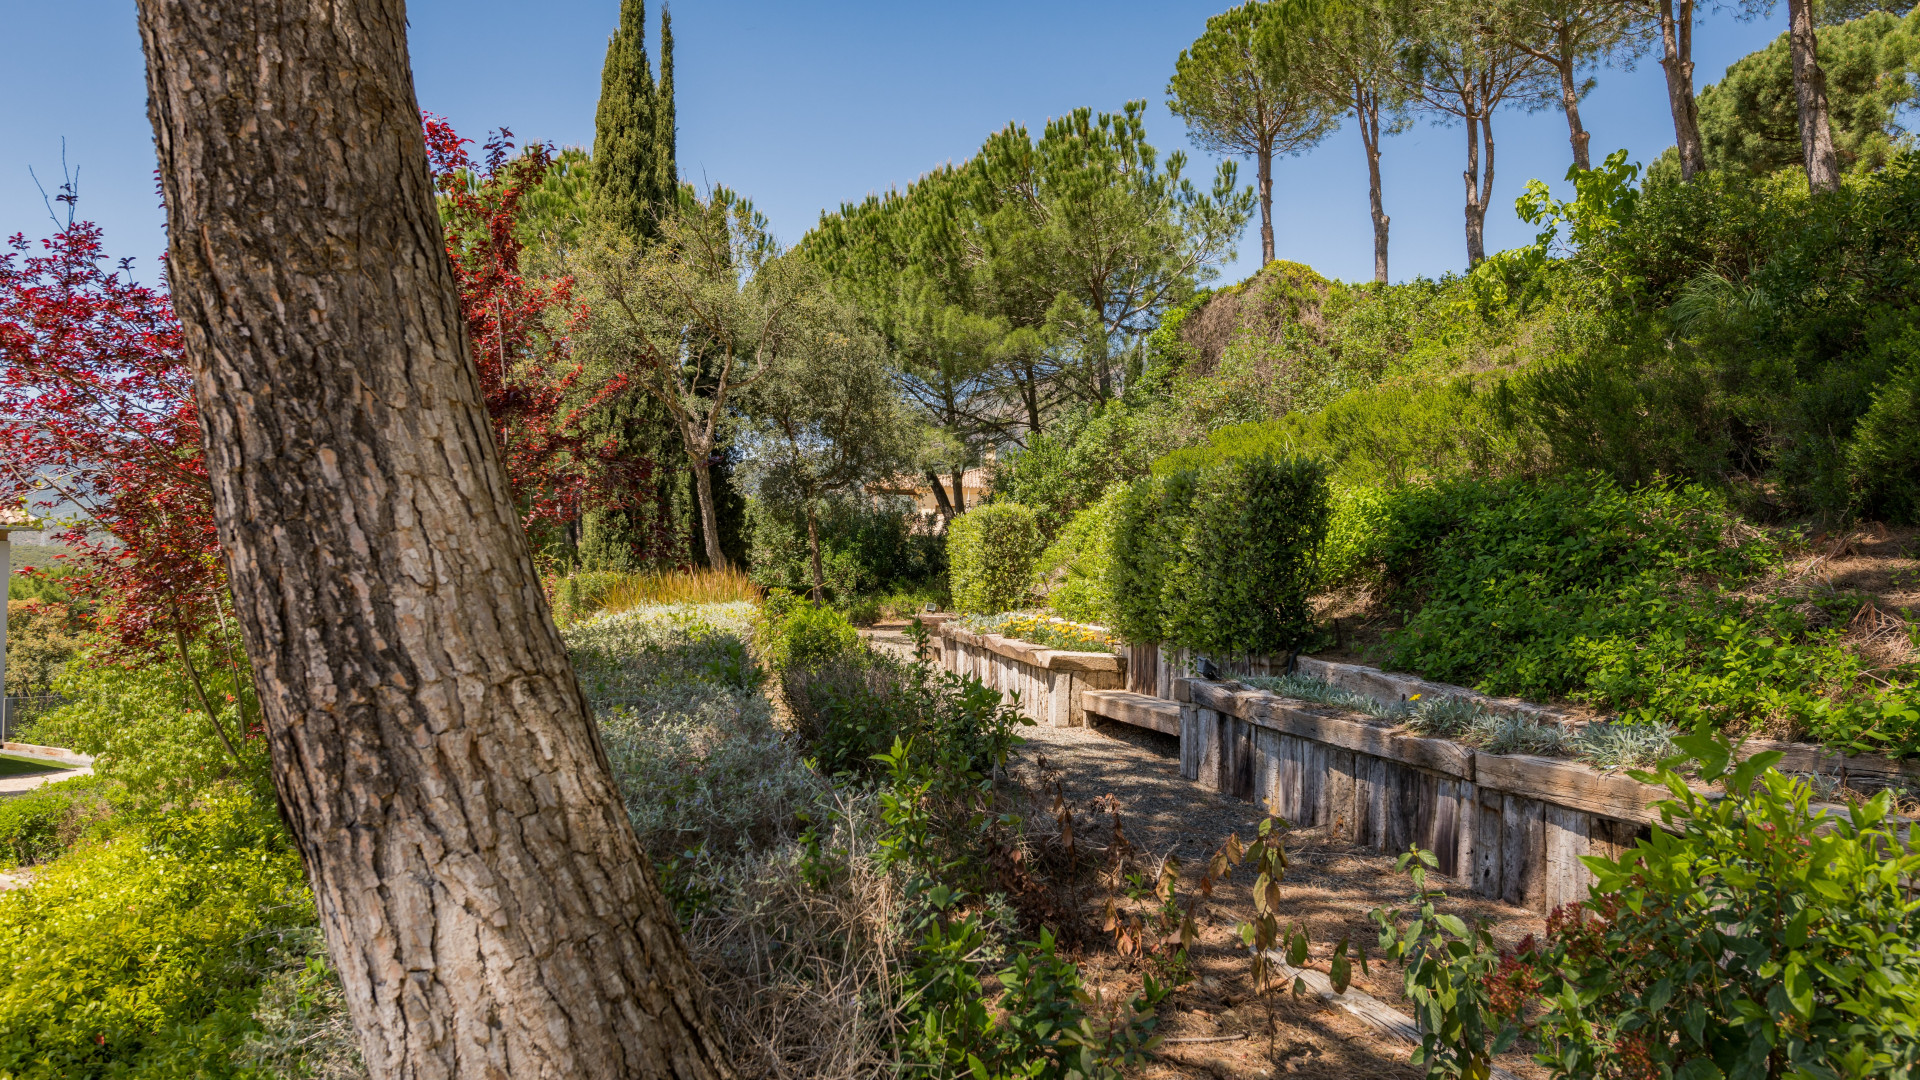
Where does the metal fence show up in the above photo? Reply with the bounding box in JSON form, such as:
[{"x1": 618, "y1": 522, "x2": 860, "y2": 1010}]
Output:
[{"x1": 0, "y1": 693, "x2": 65, "y2": 744}]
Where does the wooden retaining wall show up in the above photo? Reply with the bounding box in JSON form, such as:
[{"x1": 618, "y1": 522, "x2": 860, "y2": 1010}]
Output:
[
  {"x1": 935, "y1": 623, "x2": 1124, "y2": 728},
  {"x1": 1174, "y1": 678, "x2": 1655, "y2": 913},
  {"x1": 939, "y1": 630, "x2": 1913, "y2": 914}
]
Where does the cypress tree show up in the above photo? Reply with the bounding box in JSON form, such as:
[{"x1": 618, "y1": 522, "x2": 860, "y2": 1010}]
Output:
[
  {"x1": 593, "y1": 0, "x2": 676, "y2": 240},
  {"x1": 585, "y1": 0, "x2": 701, "y2": 571},
  {"x1": 654, "y1": 8, "x2": 678, "y2": 213}
]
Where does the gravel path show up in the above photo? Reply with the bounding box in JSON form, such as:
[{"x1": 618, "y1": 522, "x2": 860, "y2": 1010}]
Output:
[
  {"x1": 858, "y1": 625, "x2": 1550, "y2": 1077},
  {"x1": 1014, "y1": 720, "x2": 1550, "y2": 1079}
]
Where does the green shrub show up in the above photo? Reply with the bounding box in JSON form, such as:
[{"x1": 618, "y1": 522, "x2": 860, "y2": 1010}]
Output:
[
  {"x1": 41, "y1": 636, "x2": 272, "y2": 815},
  {"x1": 1154, "y1": 375, "x2": 1537, "y2": 490},
  {"x1": 769, "y1": 602, "x2": 862, "y2": 672},
  {"x1": 0, "y1": 774, "x2": 115, "y2": 867},
  {"x1": 1364, "y1": 472, "x2": 1920, "y2": 745},
  {"x1": 0, "y1": 787, "x2": 310, "y2": 1077},
  {"x1": 1533, "y1": 737, "x2": 1920, "y2": 1078},
  {"x1": 783, "y1": 643, "x2": 1028, "y2": 781},
  {"x1": 993, "y1": 406, "x2": 1153, "y2": 539},
  {"x1": 1848, "y1": 356, "x2": 1920, "y2": 524},
  {"x1": 1320, "y1": 485, "x2": 1392, "y2": 591},
  {"x1": 1106, "y1": 471, "x2": 1199, "y2": 644},
  {"x1": 4, "y1": 598, "x2": 87, "y2": 698},
  {"x1": 748, "y1": 494, "x2": 945, "y2": 600},
  {"x1": 1037, "y1": 484, "x2": 1125, "y2": 625},
  {"x1": 552, "y1": 569, "x2": 626, "y2": 624},
  {"x1": 947, "y1": 503, "x2": 1045, "y2": 615},
  {"x1": 1377, "y1": 473, "x2": 1768, "y2": 698},
  {"x1": 1169, "y1": 454, "x2": 1331, "y2": 658}
]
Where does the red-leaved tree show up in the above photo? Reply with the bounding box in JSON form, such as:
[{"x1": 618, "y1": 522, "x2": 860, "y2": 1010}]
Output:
[
  {"x1": 0, "y1": 207, "x2": 220, "y2": 655},
  {"x1": 2, "y1": 119, "x2": 636, "y2": 660},
  {"x1": 425, "y1": 115, "x2": 646, "y2": 531}
]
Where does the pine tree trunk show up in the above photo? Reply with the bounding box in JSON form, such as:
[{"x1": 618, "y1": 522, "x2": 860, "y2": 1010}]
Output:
[
  {"x1": 1556, "y1": 43, "x2": 1591, "y2": 171},
  {"x1": 1359, "y1": 92, "x2": 1390, "y2": 284},
  {"x1": 1257, "y1": 139, "x2": 1276, "y2": 265},
  {"x1": 1787, "y1": 0, "x2": 1841, "y2": 192},
  {"x1": 1463, "y1": 115, "x2": 1488, "y2": 266},
  {"x1": 1657, "y1": 0, "x2": 1706, "y2": 181},
  {"x1": 136, "y1": 3, "x2": 734, "y2": 1078},
  {"x1": 950, "y1": 470, "x2": 968, "y2": 514}
]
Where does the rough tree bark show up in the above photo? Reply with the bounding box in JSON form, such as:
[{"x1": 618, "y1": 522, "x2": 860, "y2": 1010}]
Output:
[
  {"x1": 135, "y1": 2, "x2": 733, "y2": 1078},
  {"x1": 1653, "y1": 0, "x2": 1706, "y2": 180},
  {"x1": 1787, "y1": 0, "x2": 1841, "y2": 192},
  {"x1": 1256, "y1": 135, "x2": 1277, "y2": 265},
  {"x1": 1551, "y1": 39, "x2": 1591, "y2": 171},
  {"x1": 1357, "y1": 85, "x2": 1391, "y2": 283},
  {"x1": 1463, "y1": 113, "x2": 1496, "y2": 266}
]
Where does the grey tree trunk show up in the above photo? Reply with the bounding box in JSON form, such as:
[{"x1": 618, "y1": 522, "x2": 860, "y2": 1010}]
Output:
[
  {"x1": 1787, "y1": 0, "x2": 1841, "y2": 193},
  {"x1": 924, "y1": 468, "x2": 956, "y2": 522},
  {"x1": 1359, "y1": 92, "x2": 1390, "y2": 284},
  {"x1": 1463, "y1": 113, "x2": 1494, "y2": 266},
  {"x1": 1257, "y1": 139, "x2": 1276, "y2": 265},
  {"x1": 135, "y1": 2, "x2": 734, "y2": 1078},
  {"x1": 804, "y1": 504, "x2": 827, "y2": 604},
  {"x1": 1656, "y1": 0, "x2": 1706, "y2": 180},
  {"x1": 688, "y1": 453, "x2": 730, "y2": 570},
  {"x1": 1555, "y1": 47, "x2": 1591, "y2": 171}
]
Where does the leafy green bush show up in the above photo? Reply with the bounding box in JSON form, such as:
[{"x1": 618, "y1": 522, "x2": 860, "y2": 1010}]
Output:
[
  {"x1": 39, "y1": 636, "x2": 272, "y2": 815},
  {"x1": 993, "y1": 406, "x2": 1153, "y2": 539},
  {"x1": 1155, "y1": 376, "x2": 1536, "y2": 491},
  {"x1": 1106, "y1": 471, "x2": 1199, "y2": 644},
  {"x1": 1375, "y1": 475, "x2": 1754, "y2": 689},
  {"x1": 901, "y1": 900, "x2": 1165, "y2": 1080},
  {"x1": 1168, "y1": 454, "x2": 1330, "y2": 658},
  {"x1": 765, "y1": 601, "x2": 863, "y2": 672},
  {"x1": 748, "y1": 493, "x2": 945, "y2": 600},
  {"x1": 1037, "y1": 484, "x2": 1126, "y2": 625},
  {"x1": 1533, "y1": 737, "x2": 1920, "y2": 1079},
  {"x1": 1847, "y1": 355, "x2": 1920, "y2": 524},
  {"x1": 1321, "y1": 485, "x2": 1391, "y2": 591},
  {"x1": 0, "y1": 774, "x2": 115, "y2": 867},
  {"x1": 782, "y1": 645, "x2": 1029, "y2": 781},
  {"x1": 550, "y1": 569, "x2": 626, "y2": 625},
  {"x1": 947, "y1": 503, "x2": 1045, "y2": 615},
  {"x1": 1367, "y1": 472, "x2": 1920, "y2": 743},
  {"x1": 0, "y1": 787, "x2": 311, "y2": 1077},
  {"x1": 4, "y1": 597, "x2": 87, "y2": 698}
]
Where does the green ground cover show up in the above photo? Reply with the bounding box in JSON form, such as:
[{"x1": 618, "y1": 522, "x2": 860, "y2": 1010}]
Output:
[{"x1": 0, "y1": 751, "x2": 70, "y2": 778}]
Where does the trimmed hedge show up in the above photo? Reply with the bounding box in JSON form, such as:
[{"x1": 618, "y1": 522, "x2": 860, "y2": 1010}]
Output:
[
  {"x1": 1107, "y1": 455, "x2": 1329, "y2": 656},
  {"x1": 948, "y1": 503, "x2": 1046, "y2": 615},
  {"x1": 1108, "y1": 470, "x2": 1199, "y2": 644},
  {"x1": 1178, "y1": 455, "x2": 1330, "y2": 657}
]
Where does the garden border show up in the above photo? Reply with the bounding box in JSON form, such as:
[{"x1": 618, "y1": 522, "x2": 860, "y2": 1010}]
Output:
[
  {"x1": 932, "y1": 621, "x2": 1125, "y2": 728},
  {"x1": 936, "y1": 627, "x2": 1917, "y2": 914}
]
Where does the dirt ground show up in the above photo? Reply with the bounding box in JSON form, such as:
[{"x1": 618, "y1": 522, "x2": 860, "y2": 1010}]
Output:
[{"x1": 1010, "y1": 720, "x2": 1549, "y2": 1080}]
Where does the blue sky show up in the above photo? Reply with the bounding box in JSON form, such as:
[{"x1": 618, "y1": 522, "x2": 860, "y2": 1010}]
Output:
[{"x1": 2, "y1": 1, "x2": 1788, "y2": 289}]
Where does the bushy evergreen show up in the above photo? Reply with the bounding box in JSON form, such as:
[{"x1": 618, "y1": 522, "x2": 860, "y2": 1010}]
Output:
[{"x1": 946, "y1": 503, "x2": 1046, "y2": 615}]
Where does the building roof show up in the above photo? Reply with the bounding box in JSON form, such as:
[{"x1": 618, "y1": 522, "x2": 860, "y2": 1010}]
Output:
[{"x1": 0, "y1": 506, "x2": 39, "y2": 530}]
